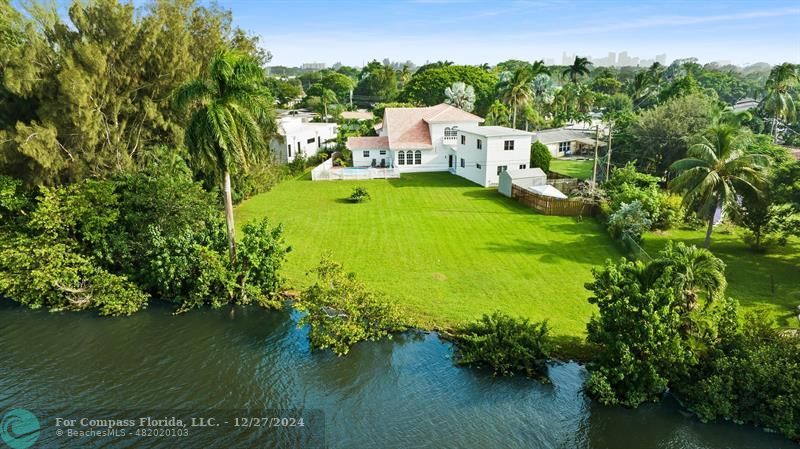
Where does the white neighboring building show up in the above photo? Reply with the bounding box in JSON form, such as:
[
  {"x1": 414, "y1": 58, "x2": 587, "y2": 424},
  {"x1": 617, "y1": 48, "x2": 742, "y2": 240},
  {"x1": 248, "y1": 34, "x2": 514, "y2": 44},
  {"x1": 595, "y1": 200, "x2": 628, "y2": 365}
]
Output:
[
  {"x1": 346, "y1": 103, "x2": 535, "y2": 187},
  {"x1": 453, "y1": 126, "x2": 534, "y2": 187},
  {"x1": 271, "y1": 117, "x2": 337, "y2": 163},
  {"x1": 532, "y1": 127, "x2": 604, "y2": 158}
]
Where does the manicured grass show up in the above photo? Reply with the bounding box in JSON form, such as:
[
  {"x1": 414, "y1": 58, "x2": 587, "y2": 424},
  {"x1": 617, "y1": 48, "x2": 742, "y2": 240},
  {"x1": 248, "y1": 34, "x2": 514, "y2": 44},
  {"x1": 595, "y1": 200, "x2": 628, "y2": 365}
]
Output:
[
  {"x1": 644, "y1": 228, "x2": 800, "y2": 328},
  {"x1": 549, "y1": 159, "x2": 594, "y2": 180},
  {"x1": 236, "y1": 172, "x2": 622, "y2": 337}
]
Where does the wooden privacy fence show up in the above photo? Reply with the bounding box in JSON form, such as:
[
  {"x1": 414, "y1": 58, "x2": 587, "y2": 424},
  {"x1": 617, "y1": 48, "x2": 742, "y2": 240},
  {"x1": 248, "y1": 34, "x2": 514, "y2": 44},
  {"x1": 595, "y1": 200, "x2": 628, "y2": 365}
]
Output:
[{"x1": 511, "y1": 184, "x2": 596, "y2": 216}]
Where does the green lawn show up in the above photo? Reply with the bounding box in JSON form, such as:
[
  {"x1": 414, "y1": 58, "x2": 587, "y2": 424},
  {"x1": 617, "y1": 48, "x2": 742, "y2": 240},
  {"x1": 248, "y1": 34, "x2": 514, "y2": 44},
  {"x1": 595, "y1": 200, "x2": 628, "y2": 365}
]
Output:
[
  {"x1": 549, "y1": 159, "x2": 594, "y2": 180},
  {"x1": 236, "y1": 172, "x2": 621, "y2": 337},
  {"x1": 644, "y1": 229, "x2": 800, "y2": 328}
]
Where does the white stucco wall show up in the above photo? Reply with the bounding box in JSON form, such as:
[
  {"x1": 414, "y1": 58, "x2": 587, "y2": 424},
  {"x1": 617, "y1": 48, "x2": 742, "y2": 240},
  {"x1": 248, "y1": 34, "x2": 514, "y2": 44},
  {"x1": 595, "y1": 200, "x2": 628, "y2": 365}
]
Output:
[
  {"x1": 455, "y1": 131, "x2": 532, "y2": 187},
  {"x1": 352, "y1": 148, "x2": 392, "y2": 167},
  {"x1": 272, "y1": 122, "x2": 337, "y2": 163}
]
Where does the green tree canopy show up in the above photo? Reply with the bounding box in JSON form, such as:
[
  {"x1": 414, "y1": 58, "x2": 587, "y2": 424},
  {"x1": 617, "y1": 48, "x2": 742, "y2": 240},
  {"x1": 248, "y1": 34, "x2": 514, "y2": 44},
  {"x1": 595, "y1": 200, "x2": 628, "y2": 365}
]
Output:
[
  {"x1": 0, "y1": 0, "x2": 265, "y2": 185},
  {"x1": 399, "y1": 65, "x2": 498, "y2": 116}
]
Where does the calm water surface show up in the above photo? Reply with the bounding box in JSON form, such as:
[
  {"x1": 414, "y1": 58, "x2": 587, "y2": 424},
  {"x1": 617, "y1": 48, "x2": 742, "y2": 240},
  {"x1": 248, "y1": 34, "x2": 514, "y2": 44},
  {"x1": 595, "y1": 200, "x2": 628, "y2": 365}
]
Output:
[{"x1": 0, "y1": 302, "x2": 794, "y2": 449}]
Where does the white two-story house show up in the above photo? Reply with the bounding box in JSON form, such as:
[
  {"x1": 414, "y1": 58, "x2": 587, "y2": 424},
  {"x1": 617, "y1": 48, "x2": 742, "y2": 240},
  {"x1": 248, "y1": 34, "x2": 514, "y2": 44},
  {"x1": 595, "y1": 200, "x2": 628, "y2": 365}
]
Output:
[
  {"x1": 271, "y1": 116, "x2": 338, "y2": 163},
  {"x1": 347, "y1": 103, "x2": 534, "y2": 187}
]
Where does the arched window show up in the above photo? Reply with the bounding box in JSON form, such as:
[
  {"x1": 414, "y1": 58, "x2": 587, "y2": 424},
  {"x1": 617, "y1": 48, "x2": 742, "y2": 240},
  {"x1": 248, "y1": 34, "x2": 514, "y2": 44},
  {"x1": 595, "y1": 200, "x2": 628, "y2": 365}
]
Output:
[
  {"x1": 397, "y1": 151, "x2": 405, "y2": 165},
  {"x1": 414, "y1": 150, "x2": 422, "y2": 165},
  {"x1": 444, "y1": 127, "x2": 457, "y2": 140}
]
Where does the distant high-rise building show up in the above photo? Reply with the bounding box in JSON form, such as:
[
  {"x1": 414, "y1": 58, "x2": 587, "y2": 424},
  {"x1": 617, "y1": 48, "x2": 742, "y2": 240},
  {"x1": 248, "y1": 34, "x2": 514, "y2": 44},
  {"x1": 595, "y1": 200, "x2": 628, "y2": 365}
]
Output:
[
  {"x1": 656, "y1": 54, "x2": 667, "y2": 65},
  {"x1": 617, "y1": 51, "x2": 630, "y2": 67},
  {"x1": 545, "y1": 58, "x2": 555, "y2": 65},
  {"x1": 562, "y1": 52, "x2": 575, "y2": 65},
  {"x1": 301, "y1": 62, "x2": 326, "y2": 70}
]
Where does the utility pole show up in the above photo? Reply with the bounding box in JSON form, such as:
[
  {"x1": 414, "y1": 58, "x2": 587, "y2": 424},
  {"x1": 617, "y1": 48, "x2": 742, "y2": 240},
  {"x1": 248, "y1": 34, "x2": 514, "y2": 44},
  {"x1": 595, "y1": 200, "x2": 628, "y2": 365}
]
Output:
[
  {"x1": 591, "y1": 124, "x2": 599, "y2": 189},
  {"x1": 605, "y1": 122, "x2": 613, "y2": 181}
]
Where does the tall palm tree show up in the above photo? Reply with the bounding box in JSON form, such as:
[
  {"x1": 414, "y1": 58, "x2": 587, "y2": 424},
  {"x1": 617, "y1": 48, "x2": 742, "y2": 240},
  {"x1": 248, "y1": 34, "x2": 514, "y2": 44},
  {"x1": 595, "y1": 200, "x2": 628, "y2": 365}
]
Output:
[
  {"x1": 562, "y1": 56, "x2": 592, "y2": 83},
  {"x1": 669, "y1": 125, "x2": 769, "y2": 248},
  {"x1": 530, "y1": 59, "x2": 549, "y2": 77},
  {"x1": 763, "y1": 63, "x2": 799, "y2": 141},
  {"x1": 499, "y1": 67, "x2": 533, "y2": 129},
  {"x1": 174, "y1": 50, "x2": 275, "y2": 262}
]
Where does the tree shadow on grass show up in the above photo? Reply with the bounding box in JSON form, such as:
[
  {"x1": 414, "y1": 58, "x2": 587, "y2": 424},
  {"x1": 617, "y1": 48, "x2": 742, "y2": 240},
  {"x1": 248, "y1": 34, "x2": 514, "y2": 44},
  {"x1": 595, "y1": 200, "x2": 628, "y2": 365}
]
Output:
[
  {"x1": 484, "y1": 236, "x2": 620, "y2": 266},
  {"x1": 387, "y1": 172, "x2": 474, "y2": 188}
]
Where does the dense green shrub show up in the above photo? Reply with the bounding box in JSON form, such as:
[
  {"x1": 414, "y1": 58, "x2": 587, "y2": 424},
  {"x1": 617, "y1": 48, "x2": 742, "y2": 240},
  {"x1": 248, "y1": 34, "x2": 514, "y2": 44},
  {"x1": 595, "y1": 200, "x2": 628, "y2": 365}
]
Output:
[
  {"x1": 585, "y1": 243, "x2": 731, "y2": 407},
  {"x1": 453, "y1": 312, "x2": 554, "y2": 380},
  {"x1": 349, "y1": 187, "x2": 371, "y2": 203},
  {"x1": 675, "y1": 312, "x2": 800, "y2": 442},
  {"x1": 295, "y1": 257, "x2": 405, "y2": 356},
  {"x1": 603, "y1": 162, "x2": 679, "y2": 231},
  {"x1": 0, "y1": 171, "x2": 290, "y2": 315},
  {"x1": 529, "y1": 141, "x2": 552, "y2": 172},
  {"x1": 607, "y1": 200, "x2": 652, "y2": 243}
]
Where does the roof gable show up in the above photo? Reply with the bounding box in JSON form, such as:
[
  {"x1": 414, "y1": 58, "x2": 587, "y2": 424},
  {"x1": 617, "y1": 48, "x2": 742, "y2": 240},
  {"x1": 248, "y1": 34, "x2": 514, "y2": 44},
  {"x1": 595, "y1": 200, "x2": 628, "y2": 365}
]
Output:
[{"x1": 383, "y1": 103, "x2": 483, "y2": 150}]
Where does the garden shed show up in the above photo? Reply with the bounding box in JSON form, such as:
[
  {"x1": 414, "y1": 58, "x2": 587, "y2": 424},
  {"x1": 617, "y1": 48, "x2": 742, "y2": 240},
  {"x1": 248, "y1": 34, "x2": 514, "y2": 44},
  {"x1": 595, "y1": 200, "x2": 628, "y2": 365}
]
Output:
[{"x1": 498, "y1": 168, "x2": 547, "y2": 197}]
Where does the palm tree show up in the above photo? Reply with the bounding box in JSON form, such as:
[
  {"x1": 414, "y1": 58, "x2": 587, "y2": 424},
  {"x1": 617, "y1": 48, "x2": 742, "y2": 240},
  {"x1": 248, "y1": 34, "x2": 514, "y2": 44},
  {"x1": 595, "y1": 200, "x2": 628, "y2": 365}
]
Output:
[
  {"x1": 444, "y1": 82, "x2": 475, "y2": 112},
  {"x1": 530, "y1": 59, "x2": 549, "y2": 77},
  {"x1": 484, "y1": 100, "x2": 510, "y2": 127},
  {"x1": 669, "y1": 125, "x2": 769, "y2": 248},
  {"x1": 174, "y1": 51, "x2": 275, "y2": 262},
  {"x1": 763, "y1": 63, "x2": 799, "y2": 141},
  {"x1": 562, "y1": 56, "x2": 592, "y2": 83},
  {"x1": 647, "y1": 242, "x2": 727, "y2": 312},
  {"x1": 499, "y1": 67, "x2": 533, "y2": 128}
]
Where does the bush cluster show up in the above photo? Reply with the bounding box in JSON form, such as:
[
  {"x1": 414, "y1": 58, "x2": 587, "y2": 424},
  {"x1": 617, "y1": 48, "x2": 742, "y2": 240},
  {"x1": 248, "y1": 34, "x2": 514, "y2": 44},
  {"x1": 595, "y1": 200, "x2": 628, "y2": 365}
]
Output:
[
  {"x1": 0, "y1": 169, "x2": 290, "y2": 316},
  {"x1": 453, "y1": 312, "x2": 554, "y2": 380}
]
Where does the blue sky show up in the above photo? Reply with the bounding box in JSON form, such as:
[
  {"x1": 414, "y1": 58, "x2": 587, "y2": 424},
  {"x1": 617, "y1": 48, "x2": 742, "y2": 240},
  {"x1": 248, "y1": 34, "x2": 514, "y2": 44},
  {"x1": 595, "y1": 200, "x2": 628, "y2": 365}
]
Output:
[{"x1": 218, "y1": 0, "x2": 799, "y2": 67}]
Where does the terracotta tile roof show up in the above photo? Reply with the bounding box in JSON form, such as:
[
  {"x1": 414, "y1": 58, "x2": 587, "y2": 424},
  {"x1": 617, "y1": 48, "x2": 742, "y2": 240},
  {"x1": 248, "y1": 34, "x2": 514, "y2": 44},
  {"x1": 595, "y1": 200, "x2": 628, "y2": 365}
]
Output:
[
  {"x1": 347, "y1": 136, "x2": 389, "y2": 150},
  {"x1": 383, "y1": 103, "x2": 483, "y2": 150},
  {"x1": 422, "y1": 103, "x2": 484, "y2": 124}
]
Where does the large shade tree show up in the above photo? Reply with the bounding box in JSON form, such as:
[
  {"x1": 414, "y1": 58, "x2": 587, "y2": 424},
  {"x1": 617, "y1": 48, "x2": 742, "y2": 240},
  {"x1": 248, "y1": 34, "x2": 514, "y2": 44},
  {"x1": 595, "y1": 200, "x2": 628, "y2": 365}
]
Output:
[
  {"x1": 669, "y1": 124, "x2": 769, "y2": 248},
  {"x1": 174, "y1": 51, "x2": 275, "y2": 261}
]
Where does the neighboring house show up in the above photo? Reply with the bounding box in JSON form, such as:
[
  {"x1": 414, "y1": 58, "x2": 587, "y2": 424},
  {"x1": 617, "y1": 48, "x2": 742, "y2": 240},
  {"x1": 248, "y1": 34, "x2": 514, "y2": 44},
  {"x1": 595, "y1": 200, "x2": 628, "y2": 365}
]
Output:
[
  {"x1": 271, "y1": 117, "x2": 337, "y2": 163},
  {"x1": 532, "y1": 127, "x2": 604, "y2": 158},
  {"x1": 346, "y1": 103, "x2": 534, "y2": 187},
  {"x1": 340, "y1": 110, "x2": 375, "y2": 121},
  {"x1": 732, "y1": 97, "x2": 759, "y2": 114}
]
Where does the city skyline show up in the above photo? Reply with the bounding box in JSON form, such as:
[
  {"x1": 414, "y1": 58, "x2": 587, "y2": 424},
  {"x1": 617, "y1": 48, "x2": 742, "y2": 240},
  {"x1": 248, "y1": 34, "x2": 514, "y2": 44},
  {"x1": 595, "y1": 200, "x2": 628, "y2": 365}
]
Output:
[{"x1": 218, "y1": 0, "x2": 799, "y2": 67}]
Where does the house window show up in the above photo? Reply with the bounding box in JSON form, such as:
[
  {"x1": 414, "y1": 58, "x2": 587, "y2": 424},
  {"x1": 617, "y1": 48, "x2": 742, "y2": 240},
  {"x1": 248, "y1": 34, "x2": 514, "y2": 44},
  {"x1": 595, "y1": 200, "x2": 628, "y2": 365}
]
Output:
[
  {"x1": 460, "y1": 158, "x2": 465, "y2": 168},
  {"x1": 363, "y1": 150, "x2": 370, "y2": 158},
  {"x1": 287, "y1": 144, "x2": 292, "y2": 157},
  {"x1": 297, "y1": 142, "x2": 302, "y2": 151},
  {"x1": 497, "y1": 165, "x2": 508, "y2": 175},
  {"x1": 477, "y1": 139, "x2": 482, "y2": 150},
  {"x1": 414, "y1": 150, "x2": 422, "y2": 165},
  {"x1": 461, "y1": 135, "x2": 466, "y2": 145},
  {"x1": 444, "y1": 127, "x2": 457, "y2": 139},
  {"x1": 503, "y1": 140, "x2": 514, "y2": 151},
  {"x1": 307, "y1": 137, "x2": 315, "y2": 144},
  {"x1": 398, "y1": 151, "x2": 405, "y2": 165},
  {"x1": 476, "y1": 163, "x2": 482, "y2": 169},
  {"x1": 519, "y1": 164, "x2": 527, "y2": 169},
  {"x1": 379, "y1": 150, "x2": 387, "y2": 155},
  {"x1": 559, "y1": 141, "x2": 571, "y2": 153}
]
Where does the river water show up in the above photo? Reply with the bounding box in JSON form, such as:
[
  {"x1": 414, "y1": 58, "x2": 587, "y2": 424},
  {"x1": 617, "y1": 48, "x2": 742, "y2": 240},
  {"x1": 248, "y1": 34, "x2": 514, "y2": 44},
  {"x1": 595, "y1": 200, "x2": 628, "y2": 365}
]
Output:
[{"x1": 0, "y1": 302, "x2": 794, "y2": 449}]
